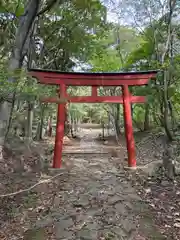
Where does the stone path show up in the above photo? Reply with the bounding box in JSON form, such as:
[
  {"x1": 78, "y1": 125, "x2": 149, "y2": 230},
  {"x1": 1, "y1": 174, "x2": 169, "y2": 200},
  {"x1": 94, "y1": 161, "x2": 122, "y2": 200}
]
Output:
[{"x1": 23, "y1": 129, "x2": 165, "y2": 239}]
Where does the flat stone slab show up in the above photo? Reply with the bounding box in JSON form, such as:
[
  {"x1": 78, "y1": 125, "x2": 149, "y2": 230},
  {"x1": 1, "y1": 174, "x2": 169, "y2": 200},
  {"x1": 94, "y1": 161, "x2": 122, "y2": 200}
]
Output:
[{"x1": 63, "y1": 151, "x2": 110, "y2": 154}]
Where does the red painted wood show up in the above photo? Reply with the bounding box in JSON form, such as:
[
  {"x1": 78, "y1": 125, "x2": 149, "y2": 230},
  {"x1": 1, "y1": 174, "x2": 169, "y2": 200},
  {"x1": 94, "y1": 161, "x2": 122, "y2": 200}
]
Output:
[
  {"x1": 41, "y1": 96, "x2": 146, "y2": 104},
  {"x1": 122, "y1": 85, "x2": 136, "y2": 168},
  {"x1": 28, "y1": 69, "x2": 157, "y2": 169},
  {"x1": 30, "y1": 75, "x2": 150, "y2": 86},
  {"x1": 30, "y1": 70, "x2": 156, "y2": 80},
  {"x1": 53, "y1": 84, "x2": 66, "y2": 168},
  {"x1": 92, "y1": 86, "x2": 98, "y2": 97}
]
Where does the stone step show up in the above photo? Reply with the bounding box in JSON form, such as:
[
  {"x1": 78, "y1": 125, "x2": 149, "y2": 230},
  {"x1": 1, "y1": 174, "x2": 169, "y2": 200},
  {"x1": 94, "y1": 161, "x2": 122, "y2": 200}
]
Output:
[{"x1": 62, "y1": 150, "x2": 110, "y2": 154}]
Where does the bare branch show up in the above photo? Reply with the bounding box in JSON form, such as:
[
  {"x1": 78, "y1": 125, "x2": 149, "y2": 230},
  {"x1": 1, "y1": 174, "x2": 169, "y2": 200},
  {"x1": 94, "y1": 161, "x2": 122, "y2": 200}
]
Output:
[{"x1": 0, "y1": 172, "x2": 65, "y2": 198}]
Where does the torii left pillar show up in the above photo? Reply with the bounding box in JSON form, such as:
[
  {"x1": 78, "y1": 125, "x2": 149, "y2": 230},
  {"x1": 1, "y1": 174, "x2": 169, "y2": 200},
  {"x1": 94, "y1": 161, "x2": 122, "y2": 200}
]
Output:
[
  {"x1": 53, "y1": 84, "x2": 66, "y2": 168},
  {"x1": 122, "y1": 85, "x2": 136, "y2": 168}
]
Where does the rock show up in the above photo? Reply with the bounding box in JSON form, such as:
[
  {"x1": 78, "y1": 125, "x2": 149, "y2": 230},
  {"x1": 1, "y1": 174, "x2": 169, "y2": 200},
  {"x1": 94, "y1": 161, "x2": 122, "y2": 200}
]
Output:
[
  {"x1": 55, "y1": 220, "x2": 75, "y2": 239},
  {"x1": 110, "y1": 149, "x2": 119, "y2": 157},
  {"x1": 87, "y1": 208, "x2": 103, "y2": 217},
  {"x1": 55, "y1": 228, "x2": 75, "y2": 239},
  {"x1": 114, "y1": 203, "x2": 127, "y2": 215},
  {"x1": 53, "y1": 196, "x2": 62, "y2": 207},
  {"x1": 63, "y1": 136, "x2": 72, "y2": 145},
  {"x1": 112, "y1": 226, "x2": 127, "y2": 238},
  {"x1": 140, "y1": 160, "x2": 162, "y2": 176},
  {"x1": 107, "y1": 166, "x2": 118, "y2": 174},
  {"x1": 108, "y1": 195, "x2": 124, "y2": 205},
  {"x1": 76, "y1": 213, "x2": 91, "y2": 223},
  {"x1": 86, "y1": 222, "x2": 99, "y2": 231},
  {"x1": 77, "y1": 228, "x2": 98, "y2": 240},
  {"x1": 161, "y1": 180, "x2": 169, "y2": 186},
  {"x1": 106, "y1": 189, "x2": 116, "y2": 196},
  {"x1": 23, "y1": 228, "x2": 47, "y2": 240},
  {"x1": 121, "y1": 218, "x2": 136, "y2": 233},
  {"x1": 76, "y1": 196, "x2": 90, "y2": 207},
  {"x1": 35, "y1": 217, "x2": 53, "y2": 228},
  {"x1": 126, "y1": 193, "x2": 142, "y2": 201},
  {"x1": 154, "y1": 152, "x2": 162, "y2": 158},
  {"x1": 56, "y1": 217, "x2": 74, "y2": 229}
]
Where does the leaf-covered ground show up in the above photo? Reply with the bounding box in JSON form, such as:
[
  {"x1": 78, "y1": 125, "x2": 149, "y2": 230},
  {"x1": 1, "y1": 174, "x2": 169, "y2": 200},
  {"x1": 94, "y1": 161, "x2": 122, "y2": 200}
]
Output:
[{"x1": 0, "y1": 128, "x2": 179, "y2": 239}]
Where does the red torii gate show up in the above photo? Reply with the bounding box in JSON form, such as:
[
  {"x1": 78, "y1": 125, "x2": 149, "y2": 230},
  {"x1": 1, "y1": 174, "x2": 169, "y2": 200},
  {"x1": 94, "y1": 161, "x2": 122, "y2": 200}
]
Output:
[{"x1": 29, "y1": 69, "x2": 157, "y2": 169}]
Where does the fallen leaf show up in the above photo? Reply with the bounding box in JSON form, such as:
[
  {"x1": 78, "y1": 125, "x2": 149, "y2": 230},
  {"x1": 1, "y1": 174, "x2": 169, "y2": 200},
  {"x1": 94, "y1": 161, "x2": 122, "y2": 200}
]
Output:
[
  {"x1": 175, "y1": 218, "x2": 180, "y2": 222},
  {"x1": 149, "y1": 203, "x2": 156, "y2": 208},
  {"x1": 144, "y1": 188, "x2": 151, "y2": 194},
  {"x1": 174, "y1": 223, "x2": 180, "y2": 228}
]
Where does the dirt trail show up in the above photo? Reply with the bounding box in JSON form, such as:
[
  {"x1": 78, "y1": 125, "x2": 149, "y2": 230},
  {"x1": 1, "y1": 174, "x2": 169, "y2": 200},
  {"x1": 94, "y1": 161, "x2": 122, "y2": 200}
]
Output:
[
  {"x1": 58, "y1": 128, "x2": 165, "y2": 240},
  {"x1": 0, "y1": 129, "x2": 166, "y2": 240}
]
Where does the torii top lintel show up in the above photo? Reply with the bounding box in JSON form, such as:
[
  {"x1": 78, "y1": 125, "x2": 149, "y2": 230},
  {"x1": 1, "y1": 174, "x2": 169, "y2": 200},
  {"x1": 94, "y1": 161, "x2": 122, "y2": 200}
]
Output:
[{"x1": 29, "y1": 68, "x2": 158, "y2": 86}]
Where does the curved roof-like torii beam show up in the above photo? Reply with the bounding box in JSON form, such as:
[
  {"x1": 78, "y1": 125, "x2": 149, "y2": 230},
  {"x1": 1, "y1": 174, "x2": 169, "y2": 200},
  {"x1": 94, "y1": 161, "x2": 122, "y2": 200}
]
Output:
[{"x1": 29, "y1": 68, "x2": 158, "y2": 86}]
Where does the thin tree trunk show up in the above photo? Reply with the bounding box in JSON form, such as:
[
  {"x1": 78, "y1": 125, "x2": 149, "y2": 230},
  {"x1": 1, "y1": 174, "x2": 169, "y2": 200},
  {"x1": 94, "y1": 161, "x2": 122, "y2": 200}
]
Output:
[
  {"x1": 114, "y1": 104, "x2": 121, "y2": 137},
  {"x1": 69, "y1": 114, "x2": 75, "y2": 137},
  {"x1": 163, "y1": 71, "x2": 173, "y2": 140},
  {"x1": 168, "y1": 100, "x2": 176, "y2": 130},
  {"x1": 35, "y1": 103, "x2": 46, "y2": 141},
  {"x1": 74, "y1": 117, "x2": 78, "y2": 133},
  {"x1": 102, "y1": 121, "x2": 105, "y2": 140},
  {"x1": 144, "y1": 103, "x2": 150, "y2": 131},
  {"x1": 48, "y1": 116, "x2": 53, "y2": 137},
  {"x1": 160, "y1": 0, "x2": 176, "y2": 141},
  {"x1": 131, "y1": 104, "x2": 133, "y2": 119},
  {"x1": 107, "y1": 114, "x2": 110, "y2": 136},
  {"x1": 26, "y1": 102, "x2": 34, "y2": 141},
  {"x1": 5, "y1": 93, "x2": 16, "y2": 139},
  {"x1": 39, "y1": 113, "x2": 44, "y2": 140}
]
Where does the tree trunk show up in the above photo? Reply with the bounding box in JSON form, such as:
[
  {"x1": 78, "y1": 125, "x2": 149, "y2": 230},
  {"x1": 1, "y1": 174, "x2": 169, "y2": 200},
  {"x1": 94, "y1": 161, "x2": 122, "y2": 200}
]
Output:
[
  {"x1": 47, "y1": 116, "x2": 52, "y2": 137},
  {"x1": 74, "y1": 117, "x2": 78, "y2": 133},
  {"x1": 107, "y1": 114, "x2": 110, "y2": 136},
  {"x1": 5, "y1": 94, "x2": 16, "y2": 139},
  {"x1": 39, "y1": 112, "x2": 44, "y2": 140},
  {"x1": 144, "y1": 103, "x2": 150, "y2": 131},
  {"x1": 26, "y1": 102, "x2": 34, "y2": 141},
  {"x1": 35, "y1": 103, "x2": 46, "y2": 141},
  {"x1": 160, "y1": 0, "x2": 176, "y2": 141},
  {"x1": 163, "y1": 71, "x2": 173, "y2": 141},
  {"x1": 168, "y1": 100, "x2": 176, "y2": 130},
  {"x1": 69, "y1": 114, "x2": 75, "y2": 137},
  {"x1": 101, "y1": 121, "x2": 105, "y2": 140},
  {"x1": 0, "y1": 0, "x2": 40, "y2": 154},
  {"x1": 159, "y1": 100, "x2": 165, "y2": 127},
  {"x1": 114, "y1": 104, "x2": 120, "y2": 137},
  {"x1": 131, "y1": 104, "x2": 133, "y2": 119}
]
